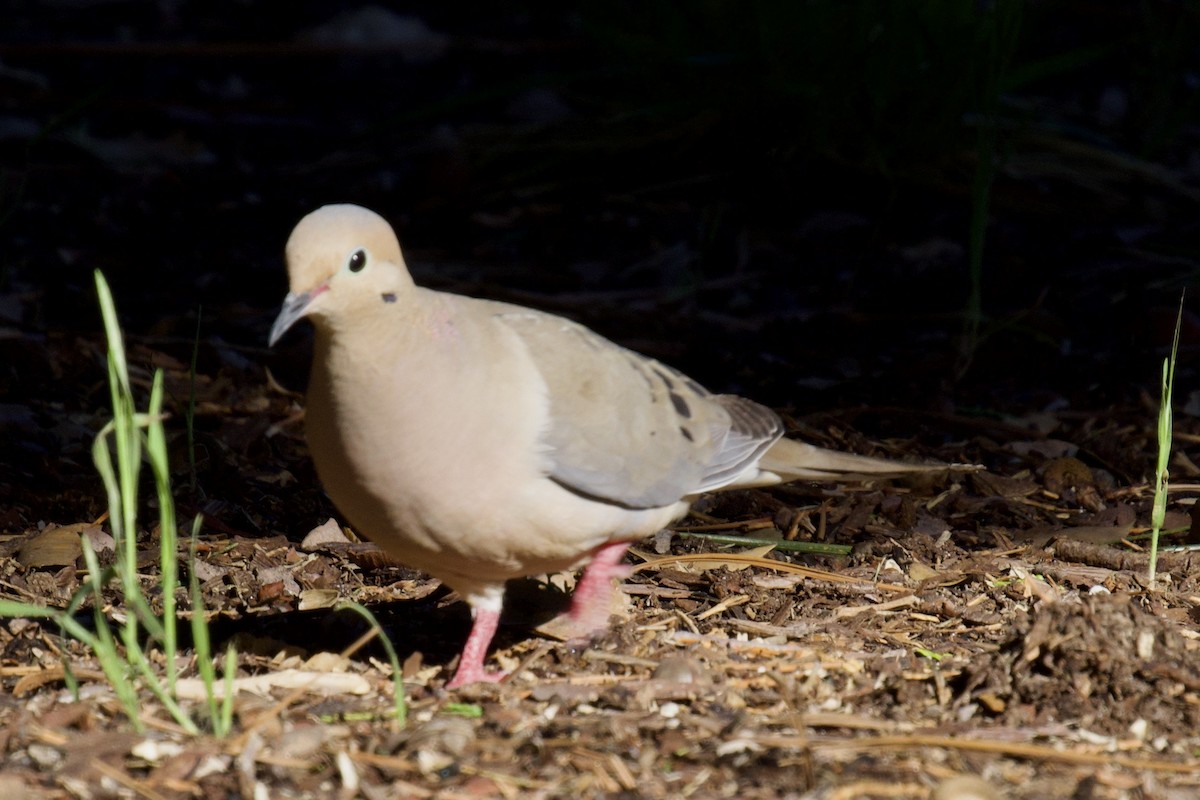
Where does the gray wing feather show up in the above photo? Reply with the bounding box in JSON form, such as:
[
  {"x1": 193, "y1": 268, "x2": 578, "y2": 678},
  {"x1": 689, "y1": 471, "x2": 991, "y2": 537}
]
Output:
[
  {"x1": 692, "y1": 396, "x2": 783, "y2": 491},
  {"x1": 493, "y1": 308, "x2": 781, "y2": 508}
]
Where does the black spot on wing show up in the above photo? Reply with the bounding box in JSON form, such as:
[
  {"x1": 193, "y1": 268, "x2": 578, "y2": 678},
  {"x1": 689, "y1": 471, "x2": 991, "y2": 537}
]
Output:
[
  {"x1": 381, "y1": 292, "x2": 397, "y2": 304},
  {"x1": 680, "y1": 426, "x2": 694, "y2": 442},
  {"x1": 669, "y1": 391, "x2": 691, "y2": 418}
]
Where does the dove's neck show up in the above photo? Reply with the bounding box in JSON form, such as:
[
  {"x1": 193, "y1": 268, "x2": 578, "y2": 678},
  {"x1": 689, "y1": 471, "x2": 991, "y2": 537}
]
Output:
[
  {"x1": 323, "y1": 288, "x2": 461, "y2": 358},
  {"x1": 313, "y1": 289, "x2": 493, "y2": 416}
]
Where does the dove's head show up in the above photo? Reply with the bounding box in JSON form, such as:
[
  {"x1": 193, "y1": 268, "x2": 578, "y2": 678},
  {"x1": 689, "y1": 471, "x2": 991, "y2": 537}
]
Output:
[{"x1": 269, "y1": 204, "x2": 412, "y2": 345}]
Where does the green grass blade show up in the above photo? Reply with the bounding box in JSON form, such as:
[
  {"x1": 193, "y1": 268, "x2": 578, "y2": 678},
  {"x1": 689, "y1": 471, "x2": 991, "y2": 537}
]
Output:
[
  {"x1": 218, "y1": 644, "x2": 238, "y2": 738},
  {"x1": 120, "y1": 625, "x2": 200, "y2": 736},
  {"x1": 79, "y1": 535, "x2": 143, "y2": 730},
  {"x1": 336, "y1": 601, "x2": 407, "y2": 728},
  {"x1": 0, "y1": 270, "x2": 231, "y2": 736},
  {"x1": 93, "y1": 271, "x2": 131, "y2": 395},
  {"x1": 0, "y1": 600, "x2": 102, "y2": 704},
  {"x1": 189, "y1": 518, "x2": 221, "y2": 732},
  {"x1": 1148, "y1": 291, "x2": 1185, "y2": 583},
  {"x1": 146, "y1": 369, "x2": 179, "y2": 688},
  {"x1": 95, "y1": 271, "x2": 145, "y2": 654}
]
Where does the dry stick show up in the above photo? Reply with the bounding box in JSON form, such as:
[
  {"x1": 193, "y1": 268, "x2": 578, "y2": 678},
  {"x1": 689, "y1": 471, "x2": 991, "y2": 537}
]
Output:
[
  {"x1": 89, "y1": 758, "x2": 171, "y2": 800},
  {"x1": 632, "y1": 552, "x2": 910, "y2": 594},
  {"x1": 803, "y1": 734, "x2": 1200, "y2": 774},
  {"x1": 676, "y1": 531, "x2": 851, "y2": 555},
  {"x1": 676, "y1": 517, "x2": 776, "y2": 532},
  {"x1": 1052, "y1": 537, "x2": 1200, "y2": 574},
  {"x1": 503, "y1": 640, "x2": 555, "y2": 683},
  {"x1": 351, "y1": 751, "x2": 554, "y2": 791},
  {"x1": 9, "y1": 665, "x2": 109, "y2": 696}
]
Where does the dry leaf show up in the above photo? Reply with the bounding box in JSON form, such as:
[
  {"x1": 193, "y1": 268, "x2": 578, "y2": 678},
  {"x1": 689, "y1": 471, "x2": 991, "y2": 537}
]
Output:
[
  {"x1": 16, "y1": 523, "x2": 102, "y2": 568},
  {"x1": 301, "y1": 518, "x2": 350, "y2": 550}
]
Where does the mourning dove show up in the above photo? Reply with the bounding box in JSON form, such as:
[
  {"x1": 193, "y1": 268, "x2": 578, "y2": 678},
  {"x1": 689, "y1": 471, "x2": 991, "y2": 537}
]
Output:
[{"x1": 270, "y1": 204, "x2": 965, "y2": 687}]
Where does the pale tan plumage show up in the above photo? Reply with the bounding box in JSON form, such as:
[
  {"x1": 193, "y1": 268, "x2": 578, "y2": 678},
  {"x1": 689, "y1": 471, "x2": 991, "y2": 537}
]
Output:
[{"x1": 270, "y1": 204, "x2": 964, "y2": 687}]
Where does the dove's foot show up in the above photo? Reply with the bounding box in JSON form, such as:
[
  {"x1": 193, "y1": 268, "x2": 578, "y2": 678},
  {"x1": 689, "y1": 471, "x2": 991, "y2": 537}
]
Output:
[{"x1": 445, "y1": 607, "x2": 507, "y2": 688}]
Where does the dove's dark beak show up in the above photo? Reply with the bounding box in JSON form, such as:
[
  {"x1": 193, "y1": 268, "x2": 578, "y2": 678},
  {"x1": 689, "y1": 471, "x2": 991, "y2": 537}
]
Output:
[{"x1": 269, "y1": 285, "x2": 326, "y2": 346}]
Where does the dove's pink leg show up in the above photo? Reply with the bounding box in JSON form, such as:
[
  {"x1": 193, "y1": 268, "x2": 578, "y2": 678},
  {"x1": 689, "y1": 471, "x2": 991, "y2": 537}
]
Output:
[
  {"x1": 447, "y1": 544, "x2": 632, "y2": 686},
  {"x1": 568, "y1": 542, "x2": 633, "y2": 633},
  {"x1": 446, "y1": 607, "x2": 505, "y2": 688}
]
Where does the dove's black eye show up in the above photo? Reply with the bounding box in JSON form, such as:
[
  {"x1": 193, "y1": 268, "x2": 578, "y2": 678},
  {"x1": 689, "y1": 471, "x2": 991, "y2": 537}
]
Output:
[{"x1": 348, "y1": 249, "x2": 367, "y2": 272}]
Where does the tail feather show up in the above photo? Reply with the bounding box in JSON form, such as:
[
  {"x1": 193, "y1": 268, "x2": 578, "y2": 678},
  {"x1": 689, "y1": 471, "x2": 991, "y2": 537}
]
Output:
[{"x1": 755, "y1": 437, "x2": 979, "y2": 483}]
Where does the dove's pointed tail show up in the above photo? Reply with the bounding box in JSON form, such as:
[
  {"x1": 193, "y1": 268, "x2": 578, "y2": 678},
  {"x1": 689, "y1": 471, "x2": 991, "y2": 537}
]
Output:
[{"x1": 756, "y1": 436, "x2": 980, "y2": 483}]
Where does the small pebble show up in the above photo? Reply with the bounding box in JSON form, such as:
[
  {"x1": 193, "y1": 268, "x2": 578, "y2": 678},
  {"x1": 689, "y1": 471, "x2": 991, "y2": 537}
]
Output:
[
  {"x1": 652, "y1": 655, "x2": 709, "y2": 684},
  {"x1": 26, "y1": 744, "x2": 63, "y2": 770}
]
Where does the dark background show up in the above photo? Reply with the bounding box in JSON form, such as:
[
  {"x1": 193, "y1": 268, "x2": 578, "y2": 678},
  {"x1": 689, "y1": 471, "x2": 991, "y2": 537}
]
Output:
[{"x1": 2, "y1": 1, "x2": 1199, "y2": 498}]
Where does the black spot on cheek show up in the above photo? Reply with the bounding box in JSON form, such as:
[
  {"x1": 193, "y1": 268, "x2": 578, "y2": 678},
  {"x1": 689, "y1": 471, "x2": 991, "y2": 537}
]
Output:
[
  {"x1": 680, "y1": 426, "x2": 694, "y2": 442},
  {"x1": 669, "y1": 391, "x2": 691, "y2": 418},
  {"x1": 381, "y1": 292, "x2": 397, "y2": 304}
]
